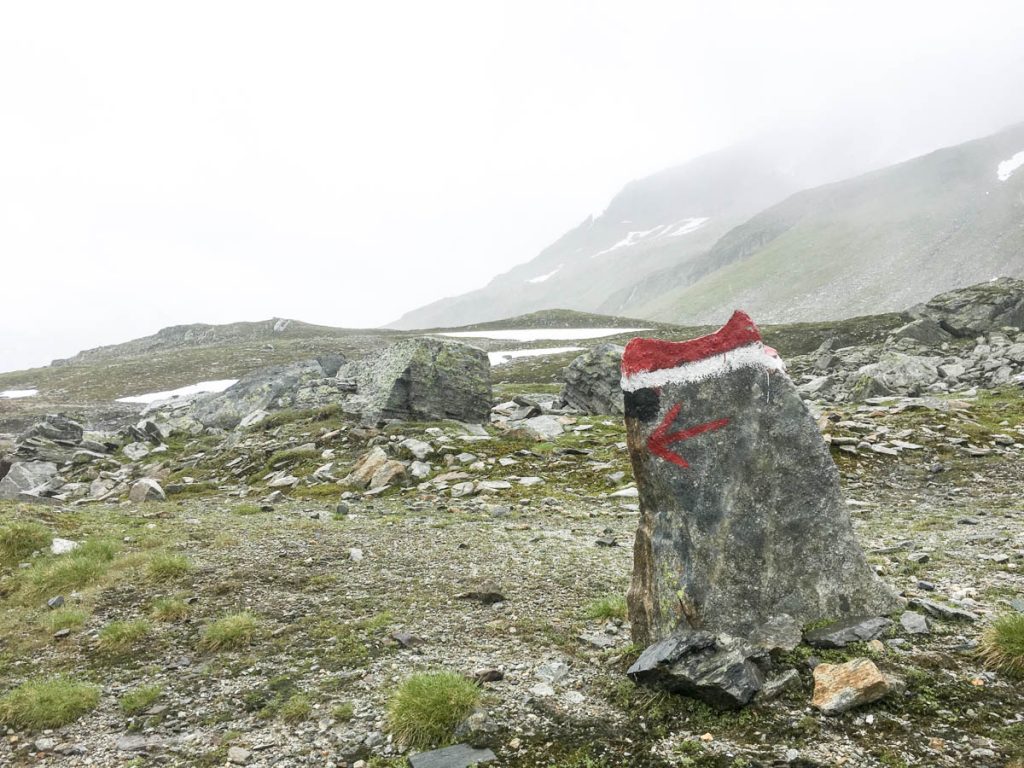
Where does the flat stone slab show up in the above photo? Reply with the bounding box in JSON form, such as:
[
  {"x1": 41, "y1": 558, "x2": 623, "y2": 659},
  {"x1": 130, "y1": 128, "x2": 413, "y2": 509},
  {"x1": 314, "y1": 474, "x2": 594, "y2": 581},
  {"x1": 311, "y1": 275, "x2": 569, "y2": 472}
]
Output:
[
  {"x1": 804, "y1": 616, "x2": 893, "y2": 648},
  {"x1": 408, "y1": 744, "x2": 497, "y2": 768}
]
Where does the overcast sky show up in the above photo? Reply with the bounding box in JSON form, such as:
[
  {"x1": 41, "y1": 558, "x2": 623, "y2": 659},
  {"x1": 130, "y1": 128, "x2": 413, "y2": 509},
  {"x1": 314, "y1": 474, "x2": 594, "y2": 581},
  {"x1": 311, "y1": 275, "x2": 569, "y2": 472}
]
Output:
[{"x1": 3, "y1": 1, "x2": 1024, "y2": 372}]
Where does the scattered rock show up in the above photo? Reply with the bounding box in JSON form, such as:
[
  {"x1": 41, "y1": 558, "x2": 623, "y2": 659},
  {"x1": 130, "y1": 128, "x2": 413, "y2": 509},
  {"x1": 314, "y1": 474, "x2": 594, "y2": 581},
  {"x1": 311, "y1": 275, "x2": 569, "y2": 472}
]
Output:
[
  {"x1": 627, "y1": 630, "x2": 765, "y2": 709},
  {"x1": 128, "y1": 478, "x2": 166, "y2": 502},
  {"x1": 559, "y1": 344, "x2": 626, "y2": 415},
  {"x1": 811, "y1": 658, "x2": 894, "y2": 715},
  {"x1": 804, "y1": 616, "x2": 893, "y2": 648},
  {"x1": 408, "y1": 743, "x2": 497, "y2": 768},
  {"x1": 899, "y1": 610, "x2": 930, "y2": 635}
]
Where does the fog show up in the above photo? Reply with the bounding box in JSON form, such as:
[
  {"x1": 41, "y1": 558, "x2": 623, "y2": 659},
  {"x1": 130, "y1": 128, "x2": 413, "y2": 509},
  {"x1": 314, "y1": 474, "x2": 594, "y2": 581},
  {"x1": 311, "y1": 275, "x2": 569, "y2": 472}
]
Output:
[{"x1": 2, "y1": 0, "x2": 1024, "y2": 372}]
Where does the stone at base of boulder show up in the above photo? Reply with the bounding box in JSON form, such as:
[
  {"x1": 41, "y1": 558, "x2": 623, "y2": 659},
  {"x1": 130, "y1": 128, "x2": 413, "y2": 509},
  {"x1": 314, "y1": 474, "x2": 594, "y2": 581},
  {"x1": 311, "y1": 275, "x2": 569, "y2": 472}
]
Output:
[
  {"x1": 408, "y1": 744, "x2": 496, "y2": 768},
  {"x1": 803, "y1": 616, "x2": 893, "y2": 648},
  {"x1": 811, "y1": 658, "x2": 894, "y2": 715},
  {"x1": 626, "y1": 630, "x2": 765, "y2": 709}
]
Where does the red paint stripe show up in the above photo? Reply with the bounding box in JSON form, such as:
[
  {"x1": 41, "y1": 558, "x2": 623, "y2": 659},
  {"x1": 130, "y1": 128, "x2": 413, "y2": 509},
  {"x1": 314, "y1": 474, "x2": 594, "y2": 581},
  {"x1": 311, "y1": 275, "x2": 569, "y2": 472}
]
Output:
[{"x1": 621, "y1": 310, "x2": 762, "y2": 376}]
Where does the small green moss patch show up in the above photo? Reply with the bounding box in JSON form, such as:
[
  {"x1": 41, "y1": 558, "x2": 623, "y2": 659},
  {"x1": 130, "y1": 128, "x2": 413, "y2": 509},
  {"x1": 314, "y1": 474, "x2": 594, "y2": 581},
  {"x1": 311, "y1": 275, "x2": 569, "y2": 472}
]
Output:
[{"x1": 120, "y1": 684, "x2": 164, "y2": 715}]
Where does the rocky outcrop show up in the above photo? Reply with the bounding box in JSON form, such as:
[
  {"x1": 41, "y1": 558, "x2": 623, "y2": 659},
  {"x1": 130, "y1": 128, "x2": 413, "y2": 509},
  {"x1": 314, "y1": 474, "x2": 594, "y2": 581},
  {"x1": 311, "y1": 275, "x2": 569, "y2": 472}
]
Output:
[
  {"x1": 911, "y1": 277, "x2": 1024, "y2": 337},
  {"x1": 559, "y1": 344, "x2": 625, "y2": 415},
  {"x1": 0, "y1": 461, "x2": 59, "y2": 500},
  {"x1": 193, "y1": 359, "x2": 345, "y2": 430},
  {"x1": 622, "y1": 312, "x2": 902, "y2": 647},
  {"x1": 338, "y1": 338, "x2": 491, "y2": 424}
]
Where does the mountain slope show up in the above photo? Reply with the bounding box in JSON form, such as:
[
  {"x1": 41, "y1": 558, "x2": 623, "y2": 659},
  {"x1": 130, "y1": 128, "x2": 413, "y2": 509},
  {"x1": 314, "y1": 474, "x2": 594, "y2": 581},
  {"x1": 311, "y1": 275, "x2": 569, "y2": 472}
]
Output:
[
  {"x1": 388, "y1": 144, "x2": 806, "y2": 329},
  {"x1": 627, "y1": 122, "x2": 1024, "y2": 324}
]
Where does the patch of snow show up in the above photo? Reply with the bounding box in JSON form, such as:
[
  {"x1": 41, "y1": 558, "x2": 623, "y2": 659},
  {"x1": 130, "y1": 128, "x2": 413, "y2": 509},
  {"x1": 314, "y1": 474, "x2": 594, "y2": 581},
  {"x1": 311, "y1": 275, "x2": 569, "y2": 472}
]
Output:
[
  {"x1": 117, "y1": 379, "x2": 238, "y2": 404},
  {"x1": 997, "y1": 150, "x2": 1024, "y2": 181},
  {"x1": 592, "y1": 225, "x2": 670, "y2": 257},
  {"x1": 489, "y1": 347, "x2": 585, "y2": 366},
  {"x1": 439, "y1": 328, "x2": 650, "y2": 342},
  {"x1": 527, "y1": 264, "x2": 563, "y2": 284},
  {"x1": 667, "y1": 217, "x2": 710, "y2": 236},
  {"x1": 0, "y1": 389, "x2": 38, "y2": 399}
]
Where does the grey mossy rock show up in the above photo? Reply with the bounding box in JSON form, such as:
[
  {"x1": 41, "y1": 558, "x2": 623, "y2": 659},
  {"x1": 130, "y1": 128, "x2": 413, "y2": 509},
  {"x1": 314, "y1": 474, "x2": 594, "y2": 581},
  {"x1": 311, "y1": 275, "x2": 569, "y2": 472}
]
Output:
[
  {"x1": 194, "y1": 359, "x2": 337, "y2": 429},
  {"x1": 910, "y1": 277, "x2": 1024, "y2": 337},
  {"x1": 506, "y1": 415, "x2": 564, "y2": 441},
  {"x1": 803, "y1": 616, "x2": 893, "y2": 648},
  {"x1": 623, "y1": 313, "x2": 903, "y2": 647},
  {"x1": 338, "y1": 338, "x2": 491, "y2": 425},
  {"x1": 560, "y1": 343, "x2": 625, "y2": 415},
  {"x1": 899, "y1": 610, "x2": 930, "y2": 635},
  {"x1": 408, "y1": 744, "x2": 497, "y2": 768},
  {"x1": 627, "y1": 630, "x2": 765, "y2": 709},
  {"x1": 18, "y1": 413, "x2": 84, "y2": 445},
  {"x1": 0, "y1": 461, "x2": 59, "y2": 500},
  {"x1": 888, "y1": 317, "x2": 952, "y2": 345},
  {"x1": 129, "y1": 478, "x2": 166, "y2": 502},
  {"x1": 851, "y1": 352, "x2": 942, "y2": 400}
]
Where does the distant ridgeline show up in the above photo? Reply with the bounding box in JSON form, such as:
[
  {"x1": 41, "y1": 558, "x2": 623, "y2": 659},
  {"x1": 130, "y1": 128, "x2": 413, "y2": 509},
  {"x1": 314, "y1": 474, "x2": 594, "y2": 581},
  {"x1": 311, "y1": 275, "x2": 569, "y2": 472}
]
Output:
[{"x1": 390, "y1": 121, "x2": 1024, "y2": 330}]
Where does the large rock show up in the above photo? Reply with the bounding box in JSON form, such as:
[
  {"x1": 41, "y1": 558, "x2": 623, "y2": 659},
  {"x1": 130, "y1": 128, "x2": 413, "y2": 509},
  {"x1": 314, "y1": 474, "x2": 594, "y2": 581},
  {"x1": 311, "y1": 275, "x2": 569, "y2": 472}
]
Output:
[
  {"x1": 626, "y1": 629, "x2": 765, "y2": 709},
  {"x1": 338, "y1": 338, "x2": 491, "y2": 424},
  {"x1": 0, "y1": 461, "x2": 59, "y2": 499},
  {"x1": 193, "y1": 358, "x2": 342, "y2": 429},
  {"x1": 888, "y1": 317, "x2": 952, "y2": 346},
  {"x1": 560, "y1": 344, "x2": 625, "y2": 415},
  {"x1": 850, "y1": 352, "x2": 941, "y2": 399},
  {"x1": 18, "y1": 414, "x2": 84, "y2": 445},
  {"x1": 129, "y1": 478, "x2": 166, "y2": 502},
  {"x1": 910, "y1": 277, "x2": 1024, "y2": 337},
  {"x1": 622, "y1": 311, "x2": 902, "y2": 647}
]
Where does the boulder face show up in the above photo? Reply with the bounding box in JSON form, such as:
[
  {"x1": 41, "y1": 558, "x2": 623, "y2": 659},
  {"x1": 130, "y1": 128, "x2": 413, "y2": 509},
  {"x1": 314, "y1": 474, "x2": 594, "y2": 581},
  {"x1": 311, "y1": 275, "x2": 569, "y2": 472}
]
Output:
[
  {"x1": 560, "y1": 344, "x2": 625, "y2": 415},
  {"x1": 193, "y1": 359, "x2": 337, "y2": 430},
  {"x1": 339, "y1": 338, "x2": 491, "y2": 424},
  {"x1": 0, "y1": 461, "x2": 59, "y2": 500},
  {"x1": 622, "y1": 311, "x2": 902, "y2": 646},
  {"x1": 910, "y1": 277, "x2": 1024, "y2": 337}
]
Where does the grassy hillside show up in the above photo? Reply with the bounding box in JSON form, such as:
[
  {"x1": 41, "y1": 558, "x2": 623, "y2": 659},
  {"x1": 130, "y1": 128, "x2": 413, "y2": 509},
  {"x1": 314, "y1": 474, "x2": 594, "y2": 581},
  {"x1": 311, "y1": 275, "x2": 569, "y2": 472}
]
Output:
[{"x1": 631, "y1": 122, "x2": 1024, "y2": 324}]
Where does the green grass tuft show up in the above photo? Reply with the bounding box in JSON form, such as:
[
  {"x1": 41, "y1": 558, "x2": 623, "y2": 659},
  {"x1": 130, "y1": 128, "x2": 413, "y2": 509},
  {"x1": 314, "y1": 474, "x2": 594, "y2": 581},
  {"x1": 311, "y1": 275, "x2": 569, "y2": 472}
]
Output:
[
  {"x1": 387, "y1": 671, "x2": 480, "y2": 749},
  {"x1": 120, "y1": 684, "x2": 164, "y2": 716},
  {"x1": 584, "y1": 594, "x2": 627, "y2": 621},
  {"x1": 979, "y1": 613, "x2": 1024, "y2": 678},
  {"x1": 145, "y1": 552, "x2": 193, "y2": 582},
  {"x1": 0, "y1": 521, "x2": 52, "y2": 564},
  {"x1": 0, "y1": 677, "x2": 100, "y2": 730},
  {"x1": 231, "y1": 504, "x2": 264, "y2": 516},
  {"x1": 332, "y1": 701, "x2": 355, "y2": 721},
  {"x1": 42, "y1": 607, "x2": 88, "y2": 633},
  {"x1": 23, "y1": 539, "x2": 120, "y2": 599},
  {"x1": 98, "y1": 619, "x2": 151, "y2": 654},
  {"x1": 150, "y1": 596, "x2": 190, "y2": 622},
  {"x1": 199, "y1": 612, "x2": 259, "y2": 652},
  {"x1": 279, "y1": 694, "x2": 312, "y2": 723}
]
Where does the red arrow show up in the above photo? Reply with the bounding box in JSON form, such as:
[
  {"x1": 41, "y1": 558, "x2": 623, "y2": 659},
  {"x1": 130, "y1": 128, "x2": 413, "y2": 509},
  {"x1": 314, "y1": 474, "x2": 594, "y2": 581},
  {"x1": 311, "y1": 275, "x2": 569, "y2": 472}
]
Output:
[{"x1": 647, "y1": 403, "x2": 730, "y2": 468}]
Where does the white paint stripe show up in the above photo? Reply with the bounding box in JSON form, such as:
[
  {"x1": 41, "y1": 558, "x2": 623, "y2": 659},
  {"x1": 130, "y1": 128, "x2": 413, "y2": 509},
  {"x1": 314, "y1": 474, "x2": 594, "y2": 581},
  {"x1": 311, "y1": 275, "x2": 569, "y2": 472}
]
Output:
[{"x1": 620, "y1": 343, "x2": 785, "y2": 392}]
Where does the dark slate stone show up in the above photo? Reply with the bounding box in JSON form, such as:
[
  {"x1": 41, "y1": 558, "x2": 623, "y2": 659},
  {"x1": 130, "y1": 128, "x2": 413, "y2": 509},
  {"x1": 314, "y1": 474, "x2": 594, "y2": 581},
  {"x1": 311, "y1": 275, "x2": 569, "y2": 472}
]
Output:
[
  {"x1": 560, "y1": 343, "x2": 625, "y2": 415},
  {"x1": 909, "y1": 597, "x2": 979, "y2": 622},
  {"x1": 408, "y1": 744, "x2": 496, "y2": 768},
  {"x1": 804, "y1": 616, "x2": 893, "y2": 648},
  {"x1": 622, "y1": 313, "x2": 903, "y2": 646},
  {"x1": 627, "y1": 630, "x2": 765, "y2": 709}
]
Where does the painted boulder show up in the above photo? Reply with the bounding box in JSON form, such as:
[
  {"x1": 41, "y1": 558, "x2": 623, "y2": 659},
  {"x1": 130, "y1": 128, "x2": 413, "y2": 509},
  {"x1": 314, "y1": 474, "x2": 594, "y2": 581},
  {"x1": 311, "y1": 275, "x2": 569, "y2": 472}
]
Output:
[{"x1": 622, "y1": 311, "x2": 902, "y2": 646}]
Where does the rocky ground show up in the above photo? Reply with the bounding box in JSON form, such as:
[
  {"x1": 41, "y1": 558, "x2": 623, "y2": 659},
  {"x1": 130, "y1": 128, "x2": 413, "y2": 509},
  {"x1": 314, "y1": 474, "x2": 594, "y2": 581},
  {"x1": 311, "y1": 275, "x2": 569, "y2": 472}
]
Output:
[
  {"x1": 1, "y1": 385, "x2": 1022, "y2": 767},
  {"x1": 1, "y1": 280, "x2": 1023, "y2": 767}
]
